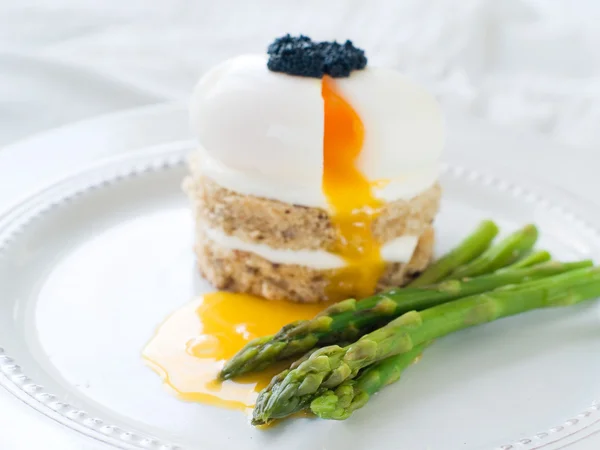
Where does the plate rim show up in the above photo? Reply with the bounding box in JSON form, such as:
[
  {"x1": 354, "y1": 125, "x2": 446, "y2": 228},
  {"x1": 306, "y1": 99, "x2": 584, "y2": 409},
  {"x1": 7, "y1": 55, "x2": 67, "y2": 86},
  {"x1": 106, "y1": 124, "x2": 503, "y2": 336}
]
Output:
[
  {"x1": 1, "y1": 148, "x2": 600, "y2": 450},
  {"x1": 0, "y1": 148, "x2": 191, "y2": 450}
]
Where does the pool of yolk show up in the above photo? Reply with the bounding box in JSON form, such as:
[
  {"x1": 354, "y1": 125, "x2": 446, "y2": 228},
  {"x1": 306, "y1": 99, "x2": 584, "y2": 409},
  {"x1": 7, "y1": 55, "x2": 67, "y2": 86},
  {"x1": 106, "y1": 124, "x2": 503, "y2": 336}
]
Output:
[
  {"x1": 321, "y1": 75, "x2": 384, "y2": 300},
  {"x1": 143, "y1": 292, "x2": 328, "y2": 411},
  {"x1": 144, "y1": 77, "x2": 385, "y2": 413}
]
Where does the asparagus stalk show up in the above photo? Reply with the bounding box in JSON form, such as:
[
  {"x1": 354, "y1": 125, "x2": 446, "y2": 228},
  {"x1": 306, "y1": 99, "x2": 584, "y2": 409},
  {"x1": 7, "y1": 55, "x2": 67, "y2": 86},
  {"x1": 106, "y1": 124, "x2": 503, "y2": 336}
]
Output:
[
  {"x1": 310, "y1": 342, "x2": 429, "y2": 420},
  {"x1": 446, "y1": 224, "x2": 539, "y2": 280},
  {"x1": 309, "y1": 250, "x2": 554, "y2": 420},
  {"x1": 505, "y1": 250, "x2": 552, "y2": 269},
  {"x1": 309, "y1": 254, "x2": 554, "y2": 420},
  {"x1": 219, "y1": 261, "x2": 590, "y2": 380},
  {"x1": 252, "y1": 267, "x2": 600, "y2": 425},
  {"x1": 408, "y1": 220, "x2": 499, "y2": 287}
]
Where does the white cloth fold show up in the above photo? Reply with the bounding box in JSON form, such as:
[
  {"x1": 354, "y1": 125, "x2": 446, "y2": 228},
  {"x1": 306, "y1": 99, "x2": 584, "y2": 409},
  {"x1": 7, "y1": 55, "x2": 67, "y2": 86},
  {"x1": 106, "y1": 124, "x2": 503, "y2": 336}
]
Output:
[{"x1": 2, "y1": 0, "x2": 599, "y2": 150}]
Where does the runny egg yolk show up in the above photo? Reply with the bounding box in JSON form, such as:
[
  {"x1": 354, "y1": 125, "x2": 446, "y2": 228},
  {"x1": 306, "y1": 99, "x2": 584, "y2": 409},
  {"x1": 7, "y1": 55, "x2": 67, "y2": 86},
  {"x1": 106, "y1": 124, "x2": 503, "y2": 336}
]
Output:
[
  {"x1": 321, "y1": 75, "x2": 384, "y2": 300},
  {"x1": 143, "y1": 292, "x2": 328, "y2": 411},
  {"x1": 144, "y1": 76, "x2": 384, "y2": 413}
]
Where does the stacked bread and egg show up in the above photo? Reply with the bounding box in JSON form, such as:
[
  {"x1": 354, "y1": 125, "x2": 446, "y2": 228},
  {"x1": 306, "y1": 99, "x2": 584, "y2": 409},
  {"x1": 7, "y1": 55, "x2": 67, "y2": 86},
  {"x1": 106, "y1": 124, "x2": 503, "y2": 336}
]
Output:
[{"x1": 185, "y1": 37, "x2": 444, "y2": 303}]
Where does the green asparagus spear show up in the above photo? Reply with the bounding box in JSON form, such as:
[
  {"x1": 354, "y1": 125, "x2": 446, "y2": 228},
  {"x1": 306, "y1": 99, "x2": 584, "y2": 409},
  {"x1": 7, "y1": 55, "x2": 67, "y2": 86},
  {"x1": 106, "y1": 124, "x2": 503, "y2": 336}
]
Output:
[
  {"x1": 252, "y1": 267, "x2": 600, "y2": 425},
  {"x1": 408, "y1": 220, "x2": 499, "y2": 287},
  {"x1": 310, "y1": 342, "x2": 429, "y2": 420},
  {"x1": 309, "y1": 253, "x2": 553, "y2": 420},
  {"x1": 447, "y1": 225, "x2": 538, "y2": 280},
  {"x1": 219, "y1": 261, "x2": 590, "y2": 380},
  {"x1": 309, "y1": 251, "x2": 554, "y2": 420},
  {"x1": 505, "y1": 250, "x2": 552, "y2": 269},
  {"x1": 223, "y1": 221, "x2": 504, "y2": 381}
]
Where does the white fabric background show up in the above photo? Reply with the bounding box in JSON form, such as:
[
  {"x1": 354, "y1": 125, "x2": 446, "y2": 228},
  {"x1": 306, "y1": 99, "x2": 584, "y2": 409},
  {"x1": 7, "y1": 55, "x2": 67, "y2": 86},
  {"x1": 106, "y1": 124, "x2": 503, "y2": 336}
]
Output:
[{"x1": 1, "y1": 0, "x2": 600, "y2": 150}]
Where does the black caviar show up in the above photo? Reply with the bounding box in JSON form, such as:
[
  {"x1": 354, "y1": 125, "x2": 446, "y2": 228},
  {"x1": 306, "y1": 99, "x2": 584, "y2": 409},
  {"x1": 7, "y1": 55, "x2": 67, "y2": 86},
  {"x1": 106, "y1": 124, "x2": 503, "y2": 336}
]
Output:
[{"x1": 267, "y1": 34, "x2": 367, "y2": 78}]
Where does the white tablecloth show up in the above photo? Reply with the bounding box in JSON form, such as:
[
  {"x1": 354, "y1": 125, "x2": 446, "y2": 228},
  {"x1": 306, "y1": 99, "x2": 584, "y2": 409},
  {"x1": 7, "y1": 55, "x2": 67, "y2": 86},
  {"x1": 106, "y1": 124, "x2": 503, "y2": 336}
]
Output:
[
  {"x1": 1, "y1": 1, "x2": 599, "y2": 449},
  {"x1": 2, "y1": 0, "x2": 600, "y2": 150}
]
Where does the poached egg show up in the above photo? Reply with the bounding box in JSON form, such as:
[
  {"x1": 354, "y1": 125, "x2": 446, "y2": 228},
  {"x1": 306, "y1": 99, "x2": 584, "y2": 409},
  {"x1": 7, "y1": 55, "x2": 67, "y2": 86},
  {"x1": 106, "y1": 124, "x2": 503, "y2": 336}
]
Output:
[{"x1": 145, "y1": 51, "x2": 444, "y2": 412}]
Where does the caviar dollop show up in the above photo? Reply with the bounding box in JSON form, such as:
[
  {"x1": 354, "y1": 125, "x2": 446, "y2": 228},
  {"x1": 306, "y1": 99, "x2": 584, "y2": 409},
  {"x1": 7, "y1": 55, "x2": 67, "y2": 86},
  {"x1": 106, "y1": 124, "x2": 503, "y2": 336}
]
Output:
[{"x1": 267, "y1": 34, "x2": 367, "y2": 78}]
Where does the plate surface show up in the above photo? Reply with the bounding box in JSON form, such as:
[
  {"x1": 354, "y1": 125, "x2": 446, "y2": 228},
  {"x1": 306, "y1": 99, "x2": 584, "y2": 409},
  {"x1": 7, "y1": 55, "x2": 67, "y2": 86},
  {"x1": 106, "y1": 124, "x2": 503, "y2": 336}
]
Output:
[{"x1": 2, "y1": 141, "x2": 600, "y2": 450}]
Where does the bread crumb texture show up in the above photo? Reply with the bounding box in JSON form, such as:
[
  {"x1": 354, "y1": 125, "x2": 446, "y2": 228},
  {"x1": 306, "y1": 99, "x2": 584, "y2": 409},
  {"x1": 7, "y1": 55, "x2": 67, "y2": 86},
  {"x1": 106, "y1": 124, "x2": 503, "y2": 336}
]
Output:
[
  {"x1": 184, "y1": 163, "x2": 440, "y2": 303},
  {"x1": 195, "y1": 225, "x2": 434, "y2": 303},
  {"x1": 185, "y1": 173, "x2": 440, "y2": 251}
]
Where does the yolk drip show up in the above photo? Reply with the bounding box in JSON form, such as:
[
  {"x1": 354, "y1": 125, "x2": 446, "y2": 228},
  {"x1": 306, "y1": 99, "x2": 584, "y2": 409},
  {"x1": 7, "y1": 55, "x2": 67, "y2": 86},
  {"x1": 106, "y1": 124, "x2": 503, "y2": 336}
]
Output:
[
  {"x1": 145, "y1": 76, "x2": 387, "y2": 413},
  {"x1": 143, "y1": 292, "x2": 327, "y2": 411},
  {"x1": 321, "y1": 75, "x2": 384, "y2": 300}
]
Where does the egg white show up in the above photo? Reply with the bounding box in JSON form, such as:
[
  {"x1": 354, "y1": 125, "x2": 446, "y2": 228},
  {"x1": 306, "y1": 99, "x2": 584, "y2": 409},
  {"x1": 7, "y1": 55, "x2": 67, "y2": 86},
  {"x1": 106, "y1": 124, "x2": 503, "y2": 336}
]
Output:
[{"x1": 190, "y1": 54, "x2": 444, "y2": 208}]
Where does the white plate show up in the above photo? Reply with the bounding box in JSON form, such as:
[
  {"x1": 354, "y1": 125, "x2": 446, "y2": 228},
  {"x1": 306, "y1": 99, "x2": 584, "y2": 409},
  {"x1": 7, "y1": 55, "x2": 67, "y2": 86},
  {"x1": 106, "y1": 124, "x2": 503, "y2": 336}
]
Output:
[{"x1": 2, "y1": 104, "x2": 600, "y2": 450}]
